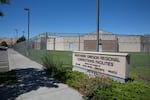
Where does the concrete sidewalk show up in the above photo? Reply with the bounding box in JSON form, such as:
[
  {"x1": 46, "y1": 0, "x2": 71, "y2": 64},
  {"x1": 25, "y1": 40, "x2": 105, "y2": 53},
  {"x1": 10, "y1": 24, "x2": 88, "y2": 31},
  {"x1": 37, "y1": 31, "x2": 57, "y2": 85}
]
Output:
[
  {"x1": 1, "y1": 49, "x2": 83, "y2": 100},
  {"x1": 8, "y1": 49, "x2": 43, "y2": 70}
]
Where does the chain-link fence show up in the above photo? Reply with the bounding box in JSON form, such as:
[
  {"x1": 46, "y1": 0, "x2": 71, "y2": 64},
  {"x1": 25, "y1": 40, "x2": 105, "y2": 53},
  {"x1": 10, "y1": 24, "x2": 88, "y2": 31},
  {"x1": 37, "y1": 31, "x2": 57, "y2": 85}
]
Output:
[{"x1": 13, "y1": 32, "x2": 150, "y2": 68}]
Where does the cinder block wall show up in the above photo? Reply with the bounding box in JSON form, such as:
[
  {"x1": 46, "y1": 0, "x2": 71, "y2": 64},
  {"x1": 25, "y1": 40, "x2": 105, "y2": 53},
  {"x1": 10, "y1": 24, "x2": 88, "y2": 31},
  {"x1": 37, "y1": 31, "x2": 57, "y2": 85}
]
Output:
[
  {"x1": 118, "y1": 36, "x2": 141, "y2": 52},
  {"x1": 45, "y1": 33, "x2": 149, "y2": 52}
]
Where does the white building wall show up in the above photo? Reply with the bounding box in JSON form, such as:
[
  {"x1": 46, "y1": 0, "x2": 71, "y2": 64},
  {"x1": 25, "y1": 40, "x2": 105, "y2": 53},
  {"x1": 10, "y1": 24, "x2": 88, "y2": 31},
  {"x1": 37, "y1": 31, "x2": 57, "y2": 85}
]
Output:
[
  {"x1": 34, "y1": 37, "x2": 41, "y2": 50},
  {"x1": 47, "y1": 38, "x2": 54, "y2": 50},
  {"x1": 63, "y1": 36, "x2": 80, "y2": 51},
  {"x1": 55, "y1": 37, "x2": 65, "y2": 50},
  {"x1": 100, "y1": 34, "x2": 116, "y2": 40},
  {"x1": 45, "y1": 33, "x2": 146, "y2": 52},
  {"x1": 118, "y1": 36, "x2": 141, "y2": 52}
]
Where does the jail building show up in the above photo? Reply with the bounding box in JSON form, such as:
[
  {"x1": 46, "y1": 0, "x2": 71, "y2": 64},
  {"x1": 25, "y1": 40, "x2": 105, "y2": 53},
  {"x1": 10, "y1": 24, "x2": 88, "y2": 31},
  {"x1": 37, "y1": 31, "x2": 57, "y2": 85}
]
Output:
[{"x1": 33, "y1": 30, "x2": 150, "y2": 52}]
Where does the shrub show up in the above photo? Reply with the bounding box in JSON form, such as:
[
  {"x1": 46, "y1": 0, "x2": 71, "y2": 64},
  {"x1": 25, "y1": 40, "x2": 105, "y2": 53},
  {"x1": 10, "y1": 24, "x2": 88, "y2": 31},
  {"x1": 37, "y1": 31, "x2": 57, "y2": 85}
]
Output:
[
  {"x1": 42, "y1": 52, "x2": 150, "y2": 100},
  {"x1": 42, "y1": 53, "x2": 58, "y2": 76},
  {"x1": 66, "y1": 71, "x2": 113, "y2": 100},
  {"x1": 0, "y1": 70, "x2": 18, "y2": 86},
  {"x1": 81, "y1": 77, "x2": 113, "y2": 100},
  {"x1": 66, "y1": 71, "x2": 88, "y2": 89},
  {"x1": 66, "y1": 71, "x2": 150, "y2": 100},
  {"x1": 111, "y1": 81, "x2": 150, "y2": 100},
  {"x1": 42, "y1": 52, "x2": 71, "y2": 82},
  {"x1": 53, "y1": 67, "x2": 71, "y2": 82}
]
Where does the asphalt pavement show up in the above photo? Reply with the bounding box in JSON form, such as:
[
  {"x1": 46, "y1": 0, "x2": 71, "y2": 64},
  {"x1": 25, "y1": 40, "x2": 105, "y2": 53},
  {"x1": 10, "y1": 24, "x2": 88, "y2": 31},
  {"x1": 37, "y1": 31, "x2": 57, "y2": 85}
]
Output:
[{"x1": 0, "y1": 50, "x2": 9, "y2": 72}]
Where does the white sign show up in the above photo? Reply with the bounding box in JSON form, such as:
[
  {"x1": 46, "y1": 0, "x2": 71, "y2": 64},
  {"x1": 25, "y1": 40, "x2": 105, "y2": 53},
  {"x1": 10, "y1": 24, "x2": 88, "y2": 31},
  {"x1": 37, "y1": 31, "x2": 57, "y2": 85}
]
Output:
[{"x1": 73, "y1": 51, "x2": 130, "y2": 80}]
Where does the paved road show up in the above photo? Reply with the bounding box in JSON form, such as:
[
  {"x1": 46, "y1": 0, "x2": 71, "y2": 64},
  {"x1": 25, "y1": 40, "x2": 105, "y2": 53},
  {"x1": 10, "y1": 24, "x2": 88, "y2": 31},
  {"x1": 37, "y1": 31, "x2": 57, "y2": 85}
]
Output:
[
  {"x1": 0, "y1": 49, "x2": 83, "y2": 100},
  {"x1": 0, "y1": 50, "x2": 9, "y2": 72}
]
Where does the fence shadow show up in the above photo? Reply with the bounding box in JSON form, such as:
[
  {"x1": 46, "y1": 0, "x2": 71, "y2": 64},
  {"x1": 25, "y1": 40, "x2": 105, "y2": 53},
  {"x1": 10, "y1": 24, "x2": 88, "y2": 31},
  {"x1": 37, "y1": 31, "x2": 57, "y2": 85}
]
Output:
[{"x1": 0, "y1": 68, "x2": 59, "y2": 100}]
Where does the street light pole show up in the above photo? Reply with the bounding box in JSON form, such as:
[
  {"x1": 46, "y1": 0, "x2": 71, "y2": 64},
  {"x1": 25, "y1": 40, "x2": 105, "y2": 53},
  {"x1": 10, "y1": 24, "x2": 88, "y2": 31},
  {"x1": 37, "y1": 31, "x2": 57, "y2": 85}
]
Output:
[
  {"x1": 24, "y1": 8, "x2": 30, "y2": 41},
  {"x1": 97, "y1": 0, "x2": 100, "y2": 52},
  {"x1": 24, "y1": 8, "x2": 30, "y2": 56}
]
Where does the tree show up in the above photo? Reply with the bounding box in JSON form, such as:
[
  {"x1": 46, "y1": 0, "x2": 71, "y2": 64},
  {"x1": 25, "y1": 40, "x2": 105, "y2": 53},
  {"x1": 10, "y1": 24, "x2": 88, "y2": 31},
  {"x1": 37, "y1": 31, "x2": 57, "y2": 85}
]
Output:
[
  {"x1": 0, "y1": 0, "x2": 9, "y2": 16},
  {"x1": 16, "y1": 35, "x2": 26, "y2": 43},
  {"x1": 0, "y1": 11, "x2": 3, "y2": 16},
  {"x1": 0, "y1": 0, "x2": 9, "y2": 3},
  {"x1": 0, "y1": 41, "x2": 8, "y2": 47}
]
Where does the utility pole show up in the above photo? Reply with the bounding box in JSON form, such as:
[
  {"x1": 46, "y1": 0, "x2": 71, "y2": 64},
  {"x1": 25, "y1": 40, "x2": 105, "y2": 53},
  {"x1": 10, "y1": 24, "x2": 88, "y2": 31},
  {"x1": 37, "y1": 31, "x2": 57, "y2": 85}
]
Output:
[{"x1": 15, "y1": 29, "x2": 18, "y2": 39}]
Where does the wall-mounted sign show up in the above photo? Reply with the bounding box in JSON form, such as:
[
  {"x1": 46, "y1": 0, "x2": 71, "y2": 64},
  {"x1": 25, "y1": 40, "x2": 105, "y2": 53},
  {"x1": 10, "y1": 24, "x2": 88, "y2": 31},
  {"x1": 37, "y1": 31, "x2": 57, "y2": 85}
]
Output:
[{"x1": 73, "y1": 51, "x2": 130, "y2": 82}]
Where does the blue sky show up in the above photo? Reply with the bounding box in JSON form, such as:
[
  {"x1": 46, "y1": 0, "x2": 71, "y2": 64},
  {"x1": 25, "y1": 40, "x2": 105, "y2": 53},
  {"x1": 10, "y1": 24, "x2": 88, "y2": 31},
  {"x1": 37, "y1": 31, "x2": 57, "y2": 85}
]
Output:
[{"x1": 0, "y1": 0, "x2": 150, "y2": 38}]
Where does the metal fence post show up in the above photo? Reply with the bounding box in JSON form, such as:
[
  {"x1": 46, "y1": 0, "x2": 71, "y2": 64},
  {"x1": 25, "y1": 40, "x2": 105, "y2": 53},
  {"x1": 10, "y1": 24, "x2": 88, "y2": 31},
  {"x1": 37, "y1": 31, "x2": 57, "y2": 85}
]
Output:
[
  {"x1": 79, "y1": 33, "x2": 80, "y2": 51},
  {"x1": 46, "y1": 32, "x2": 48, "y2": 56}
]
